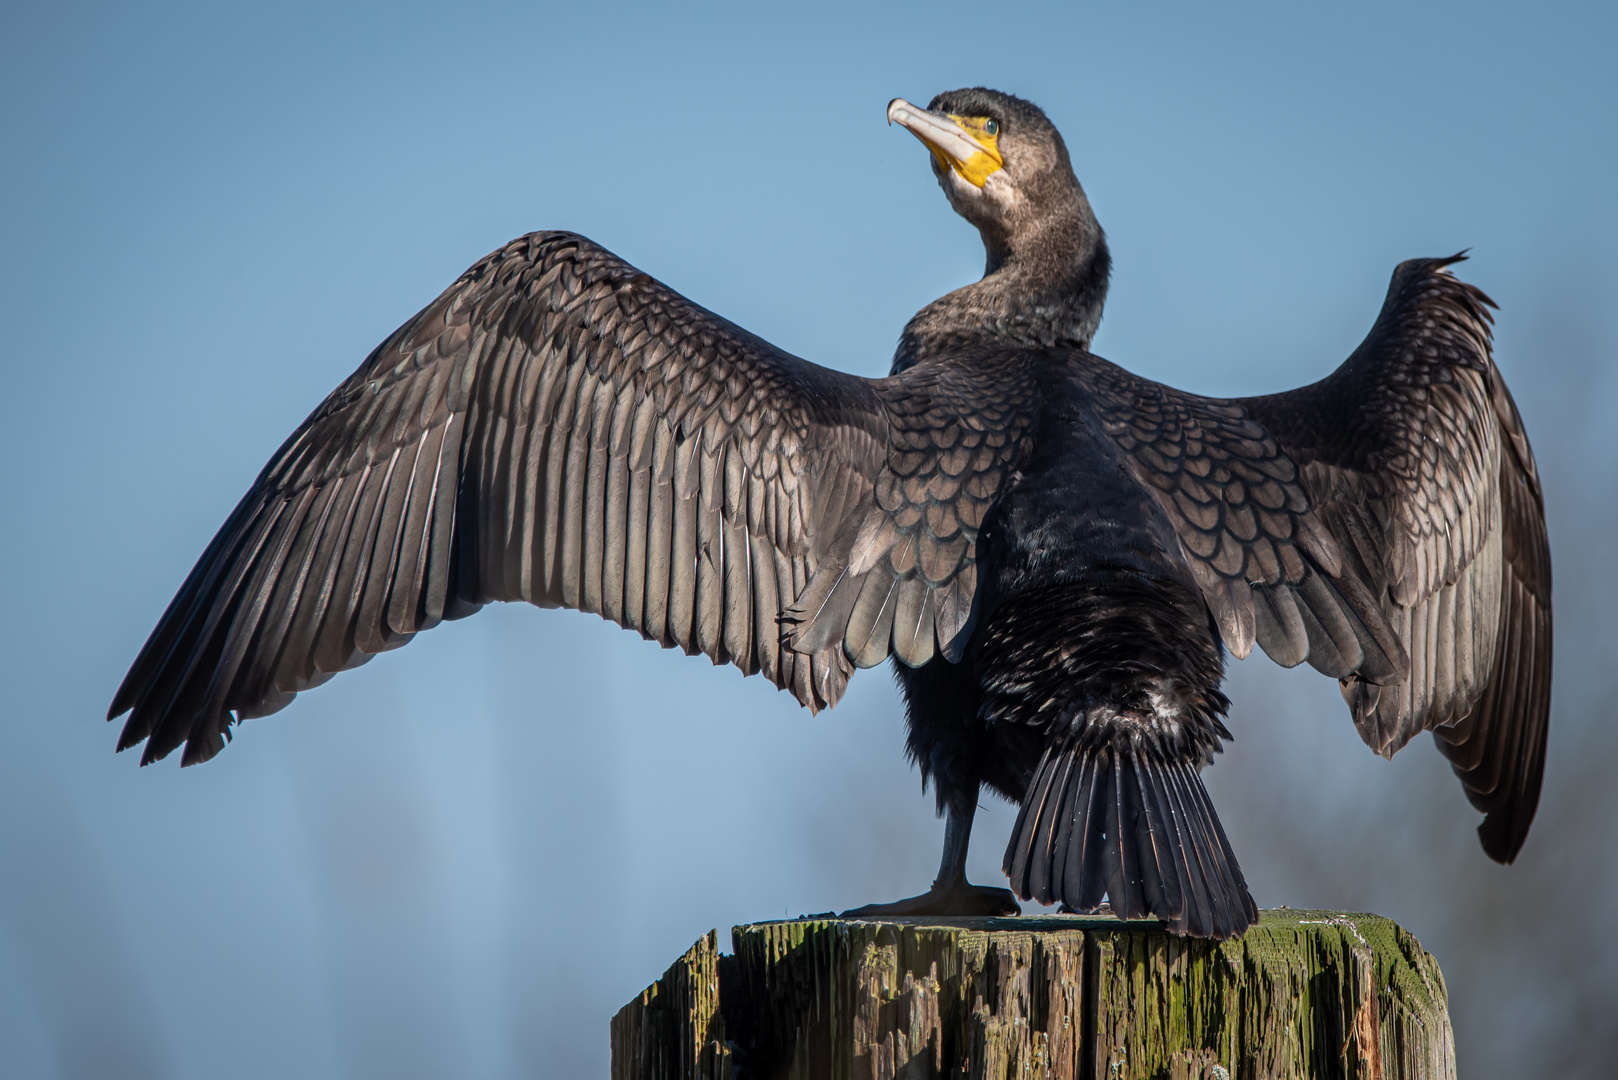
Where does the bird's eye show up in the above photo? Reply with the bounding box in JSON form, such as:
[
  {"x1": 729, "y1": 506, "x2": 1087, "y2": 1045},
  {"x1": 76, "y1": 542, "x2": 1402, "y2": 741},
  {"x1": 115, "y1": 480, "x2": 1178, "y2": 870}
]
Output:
[{"x1": 984, "y1": 119, "x2": 999, "y2": 136}]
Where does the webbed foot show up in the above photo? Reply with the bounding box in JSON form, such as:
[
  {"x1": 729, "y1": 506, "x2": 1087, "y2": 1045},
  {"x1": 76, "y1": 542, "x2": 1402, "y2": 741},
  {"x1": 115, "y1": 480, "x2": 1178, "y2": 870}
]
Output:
[{"x1": 841, "y1": 878, "x2": 1020, "y2": 918}]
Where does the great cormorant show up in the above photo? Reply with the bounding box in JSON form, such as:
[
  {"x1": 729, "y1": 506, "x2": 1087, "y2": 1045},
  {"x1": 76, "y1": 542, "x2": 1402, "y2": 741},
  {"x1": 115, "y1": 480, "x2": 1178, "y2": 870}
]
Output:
[{"x1": 109, "y1": 88, "x2": 1551, "y2": 939}]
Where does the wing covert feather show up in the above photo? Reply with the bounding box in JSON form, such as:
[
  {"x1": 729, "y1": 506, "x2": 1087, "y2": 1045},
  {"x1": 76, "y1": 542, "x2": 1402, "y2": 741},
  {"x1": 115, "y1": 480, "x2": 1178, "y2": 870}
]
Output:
[
  {"x1": 1075, "y1": 359, "x2": 1405, "y2": 686},
  {"x1": 781, "y1": 350, "x2": 1037, "y2": 667}
]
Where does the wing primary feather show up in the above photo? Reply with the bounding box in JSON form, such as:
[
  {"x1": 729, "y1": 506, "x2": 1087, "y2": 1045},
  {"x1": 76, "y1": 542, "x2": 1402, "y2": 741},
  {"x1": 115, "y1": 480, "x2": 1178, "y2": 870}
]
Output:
[
  {"x1": 272, "y1": 476, "x2": 355, "y2": 692},
  {"x1": 129, "y1": 497, "x2": 289, "y2": 758},
  {"x1": 695, "y1": 447, "x2": 727, "y2": 663},
  {"x1": 193, "y1": 487, "x2": 321, "y2": 759},
  {"x1": 774, "y1": 549, "x2": 802, "y2": 690},
  {"x1": 1472, "y1": 578, "x2": 1526, "y2": 799},
  {"x1": 1453, "y1": 555, "x2": 1479, "y2": 704},
  {"x1": 388, "y1": 423, "x2": 450, "y2": 637},
  {"x1": 356, "y1": 438, "x2": 423, "y2": 655},
  {"x1": 260, "y1": 479, "x2": 348, "y2": 697},
  {"x1": 692, "y1": 448, "x2": 723, "y2": 661},
  {"x1": 721, "y1": 481, "x2": 755, "y2": 671},
  {"x1": 601, "y1": 390, "x2": 636, "y2": 624},
  {"x1": 1489, "y1": 585, "x2": 1535, "y2": 801},
  {"x1": 642, "y1": 421, "x2": 676, "y2": 645},
  {"x1": 539, "y1": 358, "x2": 586, "y2": 600},
  {"x1": 579, "y1": 376, "x2": 614, "y2": 616},
  {"x1": 720, "y1": 451, "x2": 757, "y2": 669},
  {"x1": 749, "y1": 534, "x2": 782, "y2": 685},
  {"x1": 321, "y1": 449, "x2": 402, "y2": 668},
  {"x1": 1432, "y1": 582, "x2": 1458, "y2": 723},
  {"x1": 667, "y1": 436, "x2": 700, "y2": 654},
  {"x1": 1482, "y1": 591, "x2": 1549, "y2": 861},
  {"x1": 557, "y1": 370, "x2": 598, "y2": 610},
  {"x1": 476, "y1": 363, "x2": 517, "y2": 597},
  {"x1": 124, "y1": 498, "x2": 269, "y2": 711},
  {"x1": 506, "y1": 390, "x2": 544, "y2": 602},
  {"x1": 623, "y1": 459, "x2": 652, "y2": 633},
  {"x1": 309, "y1": 462, "x2": 378, "y2": 674},
  {"x1": 421, "y1": 410, "x2": 464, "y2": 624}
]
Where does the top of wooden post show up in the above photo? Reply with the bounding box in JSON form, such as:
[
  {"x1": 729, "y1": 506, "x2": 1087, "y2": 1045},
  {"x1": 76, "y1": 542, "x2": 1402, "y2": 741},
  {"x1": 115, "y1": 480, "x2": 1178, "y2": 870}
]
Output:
[{"x1": 612, "y1": 910, "x2": 1454, "y2": 1080}]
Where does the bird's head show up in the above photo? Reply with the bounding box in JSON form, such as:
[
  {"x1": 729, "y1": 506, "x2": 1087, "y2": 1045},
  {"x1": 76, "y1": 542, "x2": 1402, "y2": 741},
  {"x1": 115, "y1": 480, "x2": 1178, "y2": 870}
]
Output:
[
  {"x1": 887, "y1": 88, "x2": 1088, "y2": 269},
  {"x1": 886, "y1": 88, "x2": 1110, "y2": 364}
]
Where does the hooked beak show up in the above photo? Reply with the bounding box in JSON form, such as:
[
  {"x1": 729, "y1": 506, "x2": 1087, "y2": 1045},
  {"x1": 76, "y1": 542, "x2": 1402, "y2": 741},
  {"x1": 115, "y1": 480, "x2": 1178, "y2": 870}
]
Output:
[{"x1": 887, "y1": 97, "x2": 1004, "y2": 188}]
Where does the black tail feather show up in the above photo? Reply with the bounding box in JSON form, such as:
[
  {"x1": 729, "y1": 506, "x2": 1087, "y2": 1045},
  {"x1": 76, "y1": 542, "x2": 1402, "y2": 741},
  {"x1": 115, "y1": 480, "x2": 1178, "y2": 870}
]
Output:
[
  {"x1": 1103, "y1": 751, "x2": 1144, "y2": 920},
  {"x1": 1057, "y1": 751, "x2": 1108, "y2": 912},
  {"x1": 1137, "y1": 757, "x2": 1188, "y2": 929},
  {"x1": 1169, "y1": 760, "x2": 1233, "y2": 934},
  {"x1": 1004, "y1": 740, "x2": 1257, "y2": 940}
]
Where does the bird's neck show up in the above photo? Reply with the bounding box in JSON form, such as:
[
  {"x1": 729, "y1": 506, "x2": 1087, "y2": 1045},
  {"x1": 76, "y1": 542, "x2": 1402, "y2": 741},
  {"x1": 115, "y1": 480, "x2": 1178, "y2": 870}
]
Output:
[{"x1": 892, "y1": 214, "x2": 1111, "y2": 374}]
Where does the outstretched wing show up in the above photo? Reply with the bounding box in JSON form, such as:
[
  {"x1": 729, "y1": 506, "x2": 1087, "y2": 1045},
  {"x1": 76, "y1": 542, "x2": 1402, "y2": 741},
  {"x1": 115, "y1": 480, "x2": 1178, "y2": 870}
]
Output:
[
  {"x1": 1078, "y1": 257, "x2": 1549, "y2": 863},
  {"x1": 109, "y1": 233, "x2": 1026, "y2": 766},
  {"x1": 1241, "y1": 256, "x2": 1551, "y2": 862}
]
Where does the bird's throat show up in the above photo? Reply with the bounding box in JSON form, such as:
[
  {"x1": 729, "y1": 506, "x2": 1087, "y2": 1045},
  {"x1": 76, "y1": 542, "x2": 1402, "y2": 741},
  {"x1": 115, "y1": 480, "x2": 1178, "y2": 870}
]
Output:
[{"x1": 892, "y1": 223, "x2": 1110, "y2": 374}]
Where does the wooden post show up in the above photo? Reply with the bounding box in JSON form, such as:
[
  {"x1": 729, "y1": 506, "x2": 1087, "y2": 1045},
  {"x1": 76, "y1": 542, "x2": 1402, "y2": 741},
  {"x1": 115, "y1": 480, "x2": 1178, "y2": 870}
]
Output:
[{"x1": 610, "y1": 911, "x2": 1454, "y2": 1080}]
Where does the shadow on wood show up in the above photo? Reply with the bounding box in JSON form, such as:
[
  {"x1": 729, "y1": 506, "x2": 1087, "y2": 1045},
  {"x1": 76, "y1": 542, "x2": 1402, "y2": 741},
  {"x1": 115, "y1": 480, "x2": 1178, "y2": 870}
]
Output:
[{"x1": 610, "y1": 911, "x2": 1453, "y2": 1080}]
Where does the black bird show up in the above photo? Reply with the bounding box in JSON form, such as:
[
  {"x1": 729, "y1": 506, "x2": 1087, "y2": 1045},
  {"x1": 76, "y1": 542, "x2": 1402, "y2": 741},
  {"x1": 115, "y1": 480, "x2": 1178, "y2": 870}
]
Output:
[{"x1": 110, "y1": 88, "x2": 1551, "y2": 939}]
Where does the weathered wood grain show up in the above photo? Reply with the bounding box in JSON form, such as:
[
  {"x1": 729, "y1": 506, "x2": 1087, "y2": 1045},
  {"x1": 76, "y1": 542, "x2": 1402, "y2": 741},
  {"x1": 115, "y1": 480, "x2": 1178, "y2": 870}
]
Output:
[
  {"x1": 610, "y1": 929, "x2": 731, "y2": 1080},
  {"x1": 610, "y1": 911, "x2": 1454, "y2": 1080}
]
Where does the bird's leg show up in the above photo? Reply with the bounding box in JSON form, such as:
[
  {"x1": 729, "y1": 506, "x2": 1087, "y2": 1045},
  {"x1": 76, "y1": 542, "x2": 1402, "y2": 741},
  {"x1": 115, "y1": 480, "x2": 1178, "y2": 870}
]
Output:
[{"x1": 841, "y1": 784, "x2": 1020, "y2": 918}]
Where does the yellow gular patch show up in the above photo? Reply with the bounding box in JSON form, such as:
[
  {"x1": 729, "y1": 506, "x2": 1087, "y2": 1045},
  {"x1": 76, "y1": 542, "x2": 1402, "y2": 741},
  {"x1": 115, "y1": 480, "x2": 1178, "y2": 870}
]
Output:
[{"x1": 943, "y1": 115, "x2": 1003, "y2": 187}]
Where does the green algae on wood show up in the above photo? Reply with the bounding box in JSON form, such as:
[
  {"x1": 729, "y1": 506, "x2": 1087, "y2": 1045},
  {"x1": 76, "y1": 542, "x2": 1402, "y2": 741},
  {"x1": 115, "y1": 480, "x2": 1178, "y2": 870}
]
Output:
[
  {"x1": 610, "y1": 911, "x2": 1454, "y2": 1080},
  {"x1": 1087, "y1": 910, "x2": 1452, "y2": 1080}
]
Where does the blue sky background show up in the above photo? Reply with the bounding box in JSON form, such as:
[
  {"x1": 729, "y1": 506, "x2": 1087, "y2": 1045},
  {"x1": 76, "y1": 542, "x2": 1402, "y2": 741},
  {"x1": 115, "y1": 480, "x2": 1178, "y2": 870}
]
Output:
[{"x1": 2, "y1": 2, "x2": 1615, "y2": 1076}]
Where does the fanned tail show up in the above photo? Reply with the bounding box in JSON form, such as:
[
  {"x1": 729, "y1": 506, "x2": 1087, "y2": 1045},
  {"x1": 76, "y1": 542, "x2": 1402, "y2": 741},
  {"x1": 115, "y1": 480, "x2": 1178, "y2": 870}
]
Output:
[{"x1": 1003, "y1": 738, "x2": 1257, "y2": 940}]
